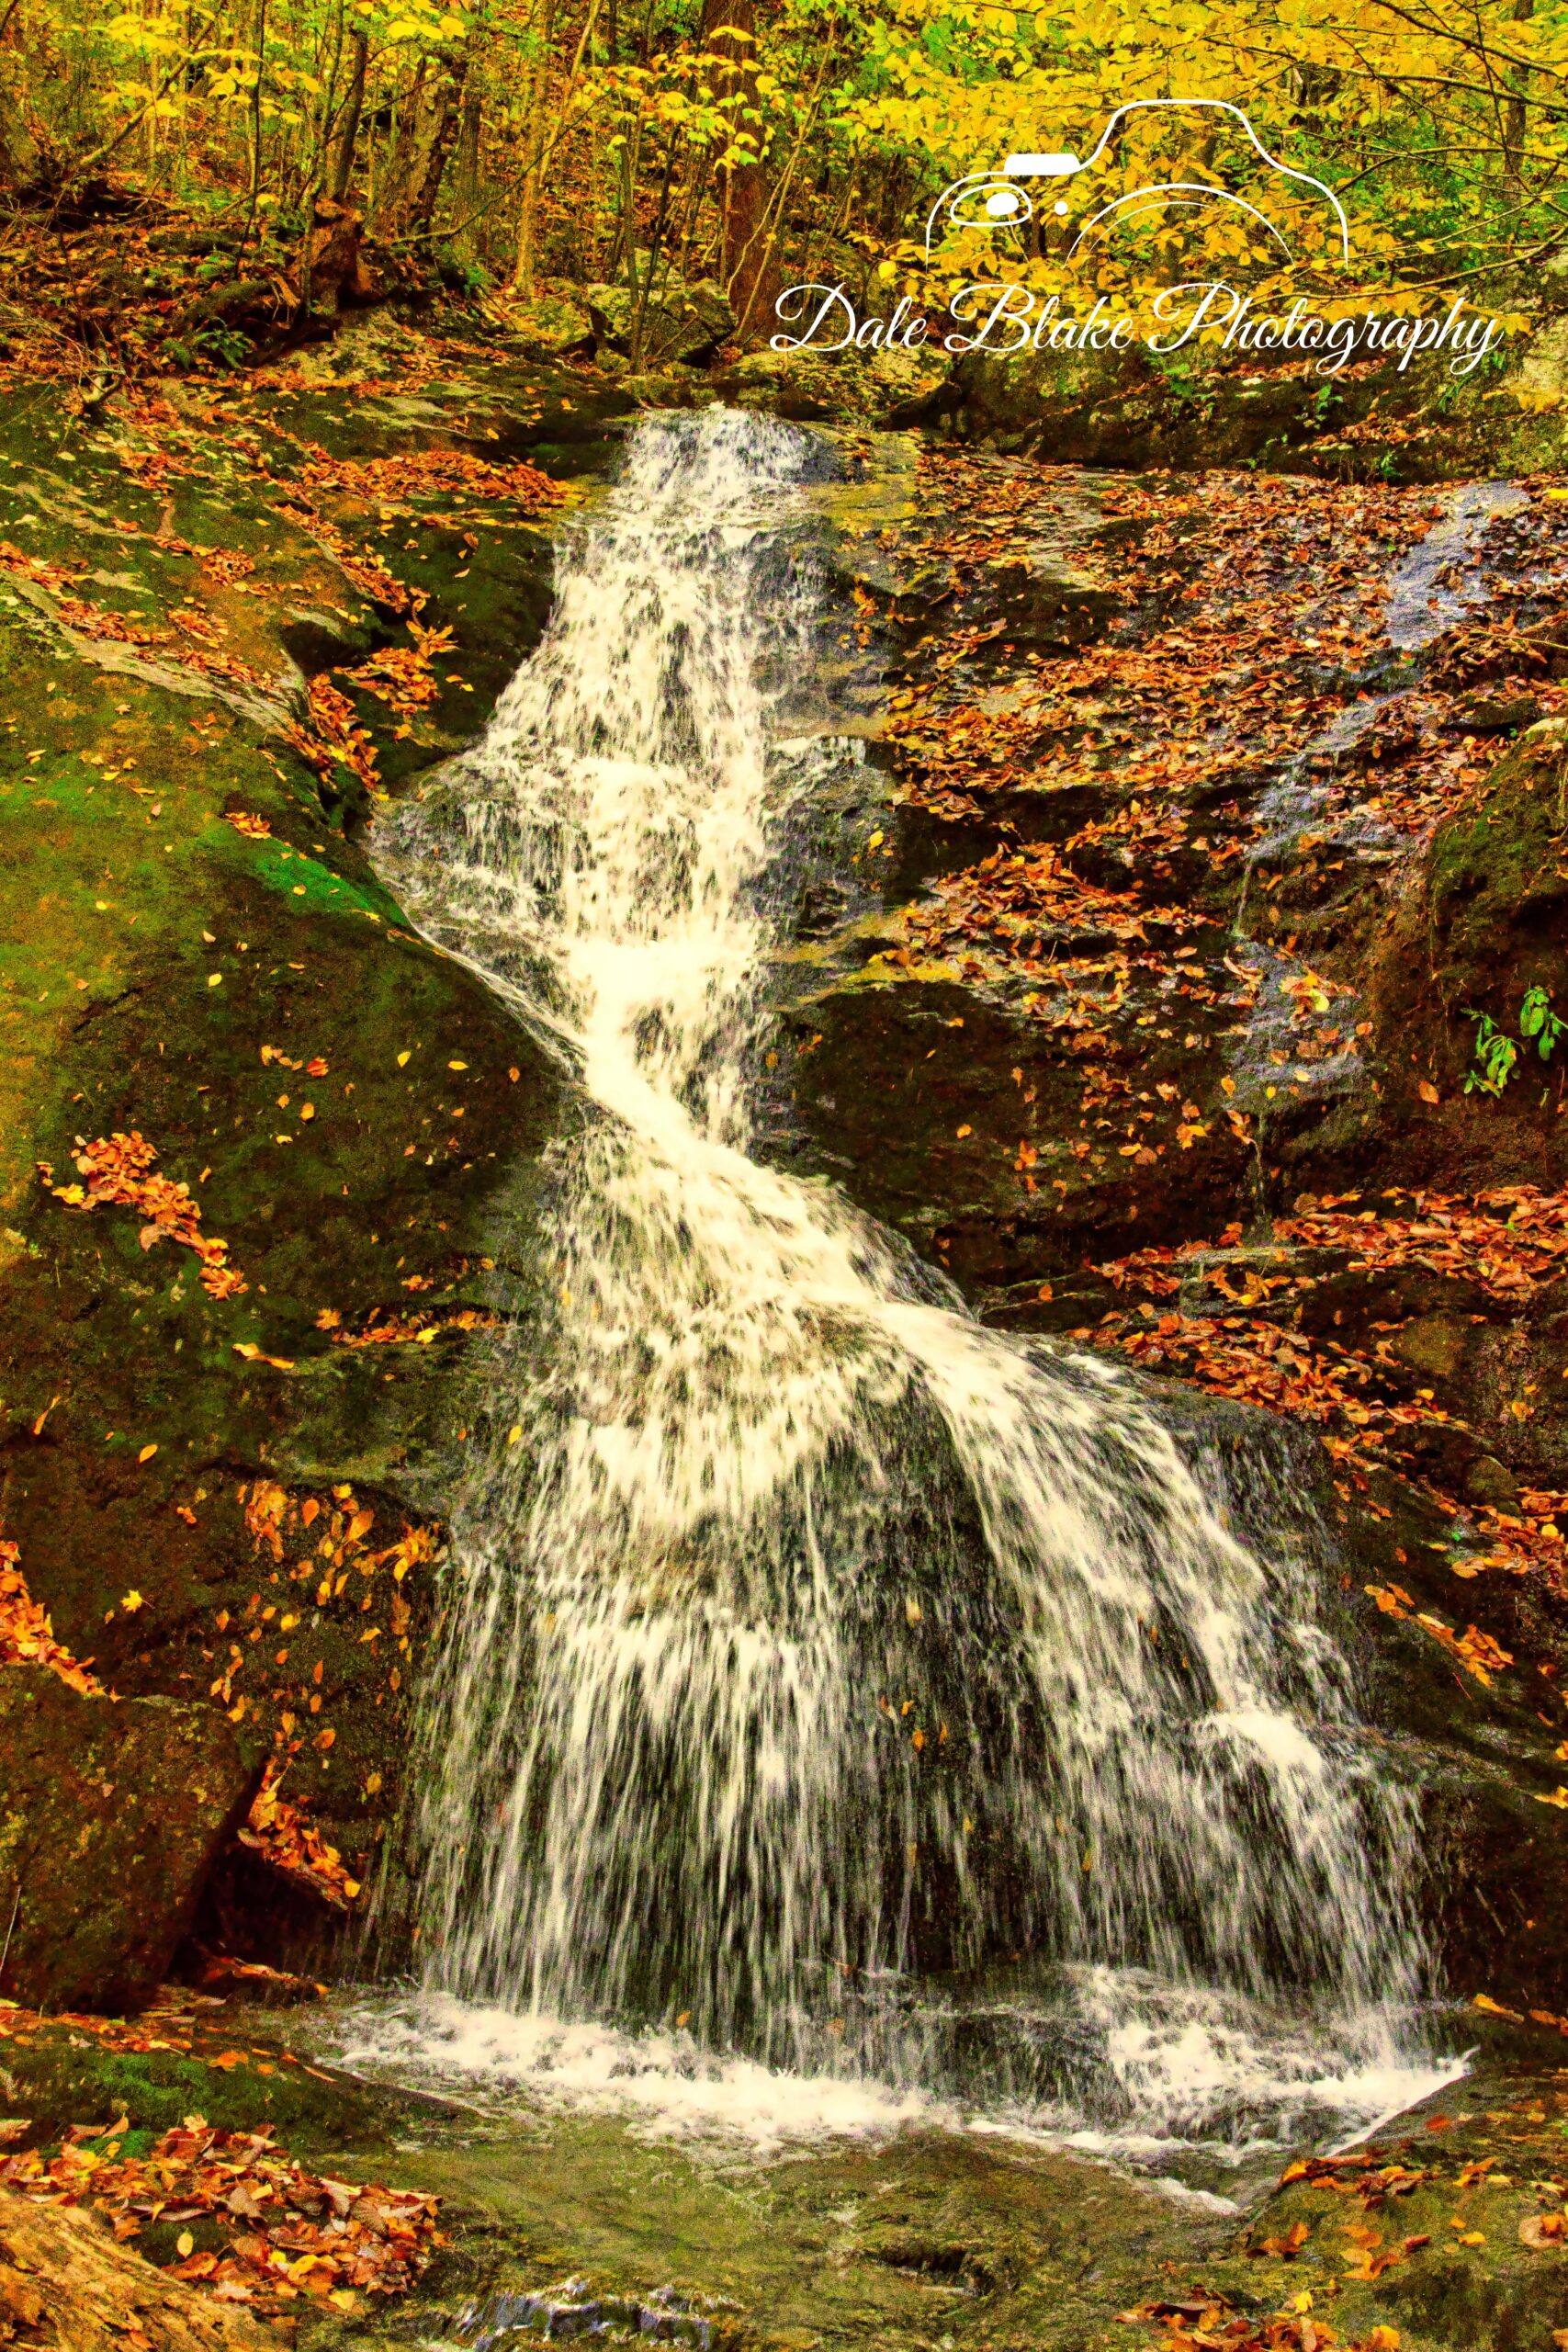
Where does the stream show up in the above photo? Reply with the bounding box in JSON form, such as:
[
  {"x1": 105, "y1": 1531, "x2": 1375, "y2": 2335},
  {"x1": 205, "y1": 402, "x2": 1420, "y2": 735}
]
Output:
[{"x1": 331, "y1": 409, "x2": 1461, "y2": 2205}]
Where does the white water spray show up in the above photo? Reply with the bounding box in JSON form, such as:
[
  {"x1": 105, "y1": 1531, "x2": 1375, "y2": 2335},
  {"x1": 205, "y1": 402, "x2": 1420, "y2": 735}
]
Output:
[{"x1": 371, "y1": 410, "x2": 1444, "y2": 2159}]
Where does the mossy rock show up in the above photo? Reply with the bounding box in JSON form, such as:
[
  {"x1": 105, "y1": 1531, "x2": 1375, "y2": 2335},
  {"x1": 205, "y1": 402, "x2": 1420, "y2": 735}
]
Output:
[
  {"x1": 935, "y1": 333, "x2": 1568, "y2": 482},
  {"x1": 0, "y1": 353, "x2": 594, "y2": 1963},
  {"x1": 1426, "y1": 717, "x2": 1568, "y2": 990}
]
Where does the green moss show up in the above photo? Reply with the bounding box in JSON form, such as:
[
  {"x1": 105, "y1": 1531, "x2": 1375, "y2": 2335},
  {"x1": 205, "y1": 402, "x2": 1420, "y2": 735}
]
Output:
[
  {"x1": 1, "y1": 2024, "x2": 396, "y2": 2154},
  {"x1": 1424, "y1": 722, "x2": 1568, "y2": 1038}
]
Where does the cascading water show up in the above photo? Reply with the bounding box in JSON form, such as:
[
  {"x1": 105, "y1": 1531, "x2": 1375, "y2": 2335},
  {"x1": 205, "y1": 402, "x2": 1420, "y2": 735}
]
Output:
[{"x1": 356, "y1": 409, "x2": 1454, "y2": 2174}]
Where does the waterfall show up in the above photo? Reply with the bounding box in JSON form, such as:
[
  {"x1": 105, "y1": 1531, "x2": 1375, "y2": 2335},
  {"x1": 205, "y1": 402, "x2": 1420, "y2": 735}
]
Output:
[{"x1": 369, "y1": 410, "x2": 1445, "y2": 2164}]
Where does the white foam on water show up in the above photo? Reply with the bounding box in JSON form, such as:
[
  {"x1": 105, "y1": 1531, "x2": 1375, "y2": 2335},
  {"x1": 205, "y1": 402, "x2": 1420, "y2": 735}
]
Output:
[
  {"x1": 329, "y1": 1991, "x2": 947, "y2": 2159},
  {"x1": 324, "y1": 1977, "x2": 1461, "y2": 2182},
  {"x1": 369, "y1": 407, "x2": 1460, "y2": 2170}
]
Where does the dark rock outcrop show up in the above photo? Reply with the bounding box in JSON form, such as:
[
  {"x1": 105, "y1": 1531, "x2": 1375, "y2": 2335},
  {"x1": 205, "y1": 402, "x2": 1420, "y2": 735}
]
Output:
[{"x1": 0, "y1": 1669, "x2": 257, "y2": 2013}]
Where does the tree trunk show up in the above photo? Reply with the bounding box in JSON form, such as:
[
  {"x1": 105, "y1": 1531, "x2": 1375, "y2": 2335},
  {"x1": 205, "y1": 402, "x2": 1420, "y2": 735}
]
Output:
[
  {"x1": 705, "y1": 0, "x2": 769, "y2": 334},
  {"x1": 0, "y1": 4, "x2": 24, "y2": 194},
  {"x1": 452, "y1": 36, "x2": 484, "y2": 257},
  {"x1": 328, "y1": 25, "x2": 367, "y2": 202},
  {"x1": 510, "y1": 0, "x2": 580, "y2": 297},
  {"x1": 381, "y1": 55, "x2": 427, "y2": 226},
  {"x1": 1503, "y1": 0, "x2": 1535, "y2": 207},
  {"x1": 244, "y1": 0, "x2": 267, "y2": 237},
  {"x1": 408, "y1": 49, "x2": 468, "y2": 233},
  {"x1": 510, "y1": 40, "x2": 547, "y2": 292}
]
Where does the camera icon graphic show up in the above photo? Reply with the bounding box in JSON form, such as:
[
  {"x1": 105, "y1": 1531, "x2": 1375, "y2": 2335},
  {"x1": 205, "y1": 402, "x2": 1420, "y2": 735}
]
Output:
[{"x1": 921, "y1": 99, "x2": 1350, "y2": 269}]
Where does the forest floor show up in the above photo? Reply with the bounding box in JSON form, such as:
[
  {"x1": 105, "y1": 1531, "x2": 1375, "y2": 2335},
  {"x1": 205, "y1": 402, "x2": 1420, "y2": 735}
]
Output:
[{"x1": 1, "y1": 296, "x2": 1568, "y2": 2349}]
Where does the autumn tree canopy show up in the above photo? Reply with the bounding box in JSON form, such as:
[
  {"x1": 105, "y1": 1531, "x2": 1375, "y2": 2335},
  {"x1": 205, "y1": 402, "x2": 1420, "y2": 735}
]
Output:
[{"x1": 0, "y1": 0, "x2": 1564, "y2": 364}]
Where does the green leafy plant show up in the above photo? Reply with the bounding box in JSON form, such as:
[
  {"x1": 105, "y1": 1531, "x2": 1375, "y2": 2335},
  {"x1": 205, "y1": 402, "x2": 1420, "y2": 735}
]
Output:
[
  {"x1": 1519, "y1": 984, "x2": 1568, "y2": 1062},
  {"x1": 1465, "y1": 1010, "x2": 1518, "y2": 1095},
  {"x1": 1465, "y1": 988, "x2": 1567, "y2": 1095},
  {"x1": 194, "y1": 322, "x2": 253, "y2": 368}
]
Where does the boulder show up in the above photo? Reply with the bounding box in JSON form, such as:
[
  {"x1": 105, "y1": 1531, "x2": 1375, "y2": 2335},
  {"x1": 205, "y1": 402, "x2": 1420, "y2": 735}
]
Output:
[
  {"x1": 0, "y1": 1670, "x2": 257, "y2": 2015},
  {"x1": 585, "y1": 267, "x2": 734, "y2": 366},
  {"x1": 931, "y1": 334, "x2": 1568, "y2": 482},
  {"x1": 1450, "y1": 688, "x2": 1541, "y2": 735},
  {"x1": 508, "y1": 286, "x2": 593, "y2": 358},
  {"x1": 728, "y1": 343, "x2": 945, "y2": 424}
]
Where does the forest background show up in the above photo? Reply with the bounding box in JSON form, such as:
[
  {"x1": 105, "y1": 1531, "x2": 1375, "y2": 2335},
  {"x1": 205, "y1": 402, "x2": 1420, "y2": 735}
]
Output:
[{"x1": 0, "y1": 2, "x2": 1564, "y2": 388}]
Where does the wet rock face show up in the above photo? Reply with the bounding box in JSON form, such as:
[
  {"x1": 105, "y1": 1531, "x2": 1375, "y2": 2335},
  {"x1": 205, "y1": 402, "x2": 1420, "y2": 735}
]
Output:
[
  {"x1": 759, "y1": 433, "x2": 1568, "y2": 2041},
  {"x1": 0, "y1": 1670, "x2": 257, "y2": 2014}
]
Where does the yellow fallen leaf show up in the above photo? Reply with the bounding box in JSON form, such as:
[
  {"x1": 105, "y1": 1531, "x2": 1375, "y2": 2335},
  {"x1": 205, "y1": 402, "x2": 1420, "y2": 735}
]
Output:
[
  {"x1": 207, "y1": 973, "x2": 222, "y2": 988},
  {"x1": 955, "y1": 1124, "x2": 973, "y2": 1138},
  {"x1": 1417, "y1": 1080, "x2": 1439, "y2": 1105},
  {"x1": 120, "y1": 1589, "x2": 144, "y2": 1612},
  {"x1": 176, "y1": 2229, "x2": 194, "y2": 2257},
  {"x1": 397, "y1": 1049, "x2": 412, "y2": 1066},
  {"x1": 138, "y1": 1442, "x2": 158, "y2": 1463},
  {"x1": 448, "y1": 1058, "x2": 468, "y2": 1070}
]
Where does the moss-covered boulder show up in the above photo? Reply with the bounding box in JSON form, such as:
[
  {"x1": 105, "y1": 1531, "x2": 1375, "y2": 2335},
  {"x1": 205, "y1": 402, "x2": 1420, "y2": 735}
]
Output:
[
  {"x1": 586, "y1": 269, "x2": 734, "y2": 367},
  {"x1": 1366, "y1": 715, "x2": 1568, "y2": 1174},
  {"x1": 1425, "y1": 716, "x2": 1568, "y2": 991},
  {"x1": 0, "y1": 1668, "x2": 255, "y2": 2012}
]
